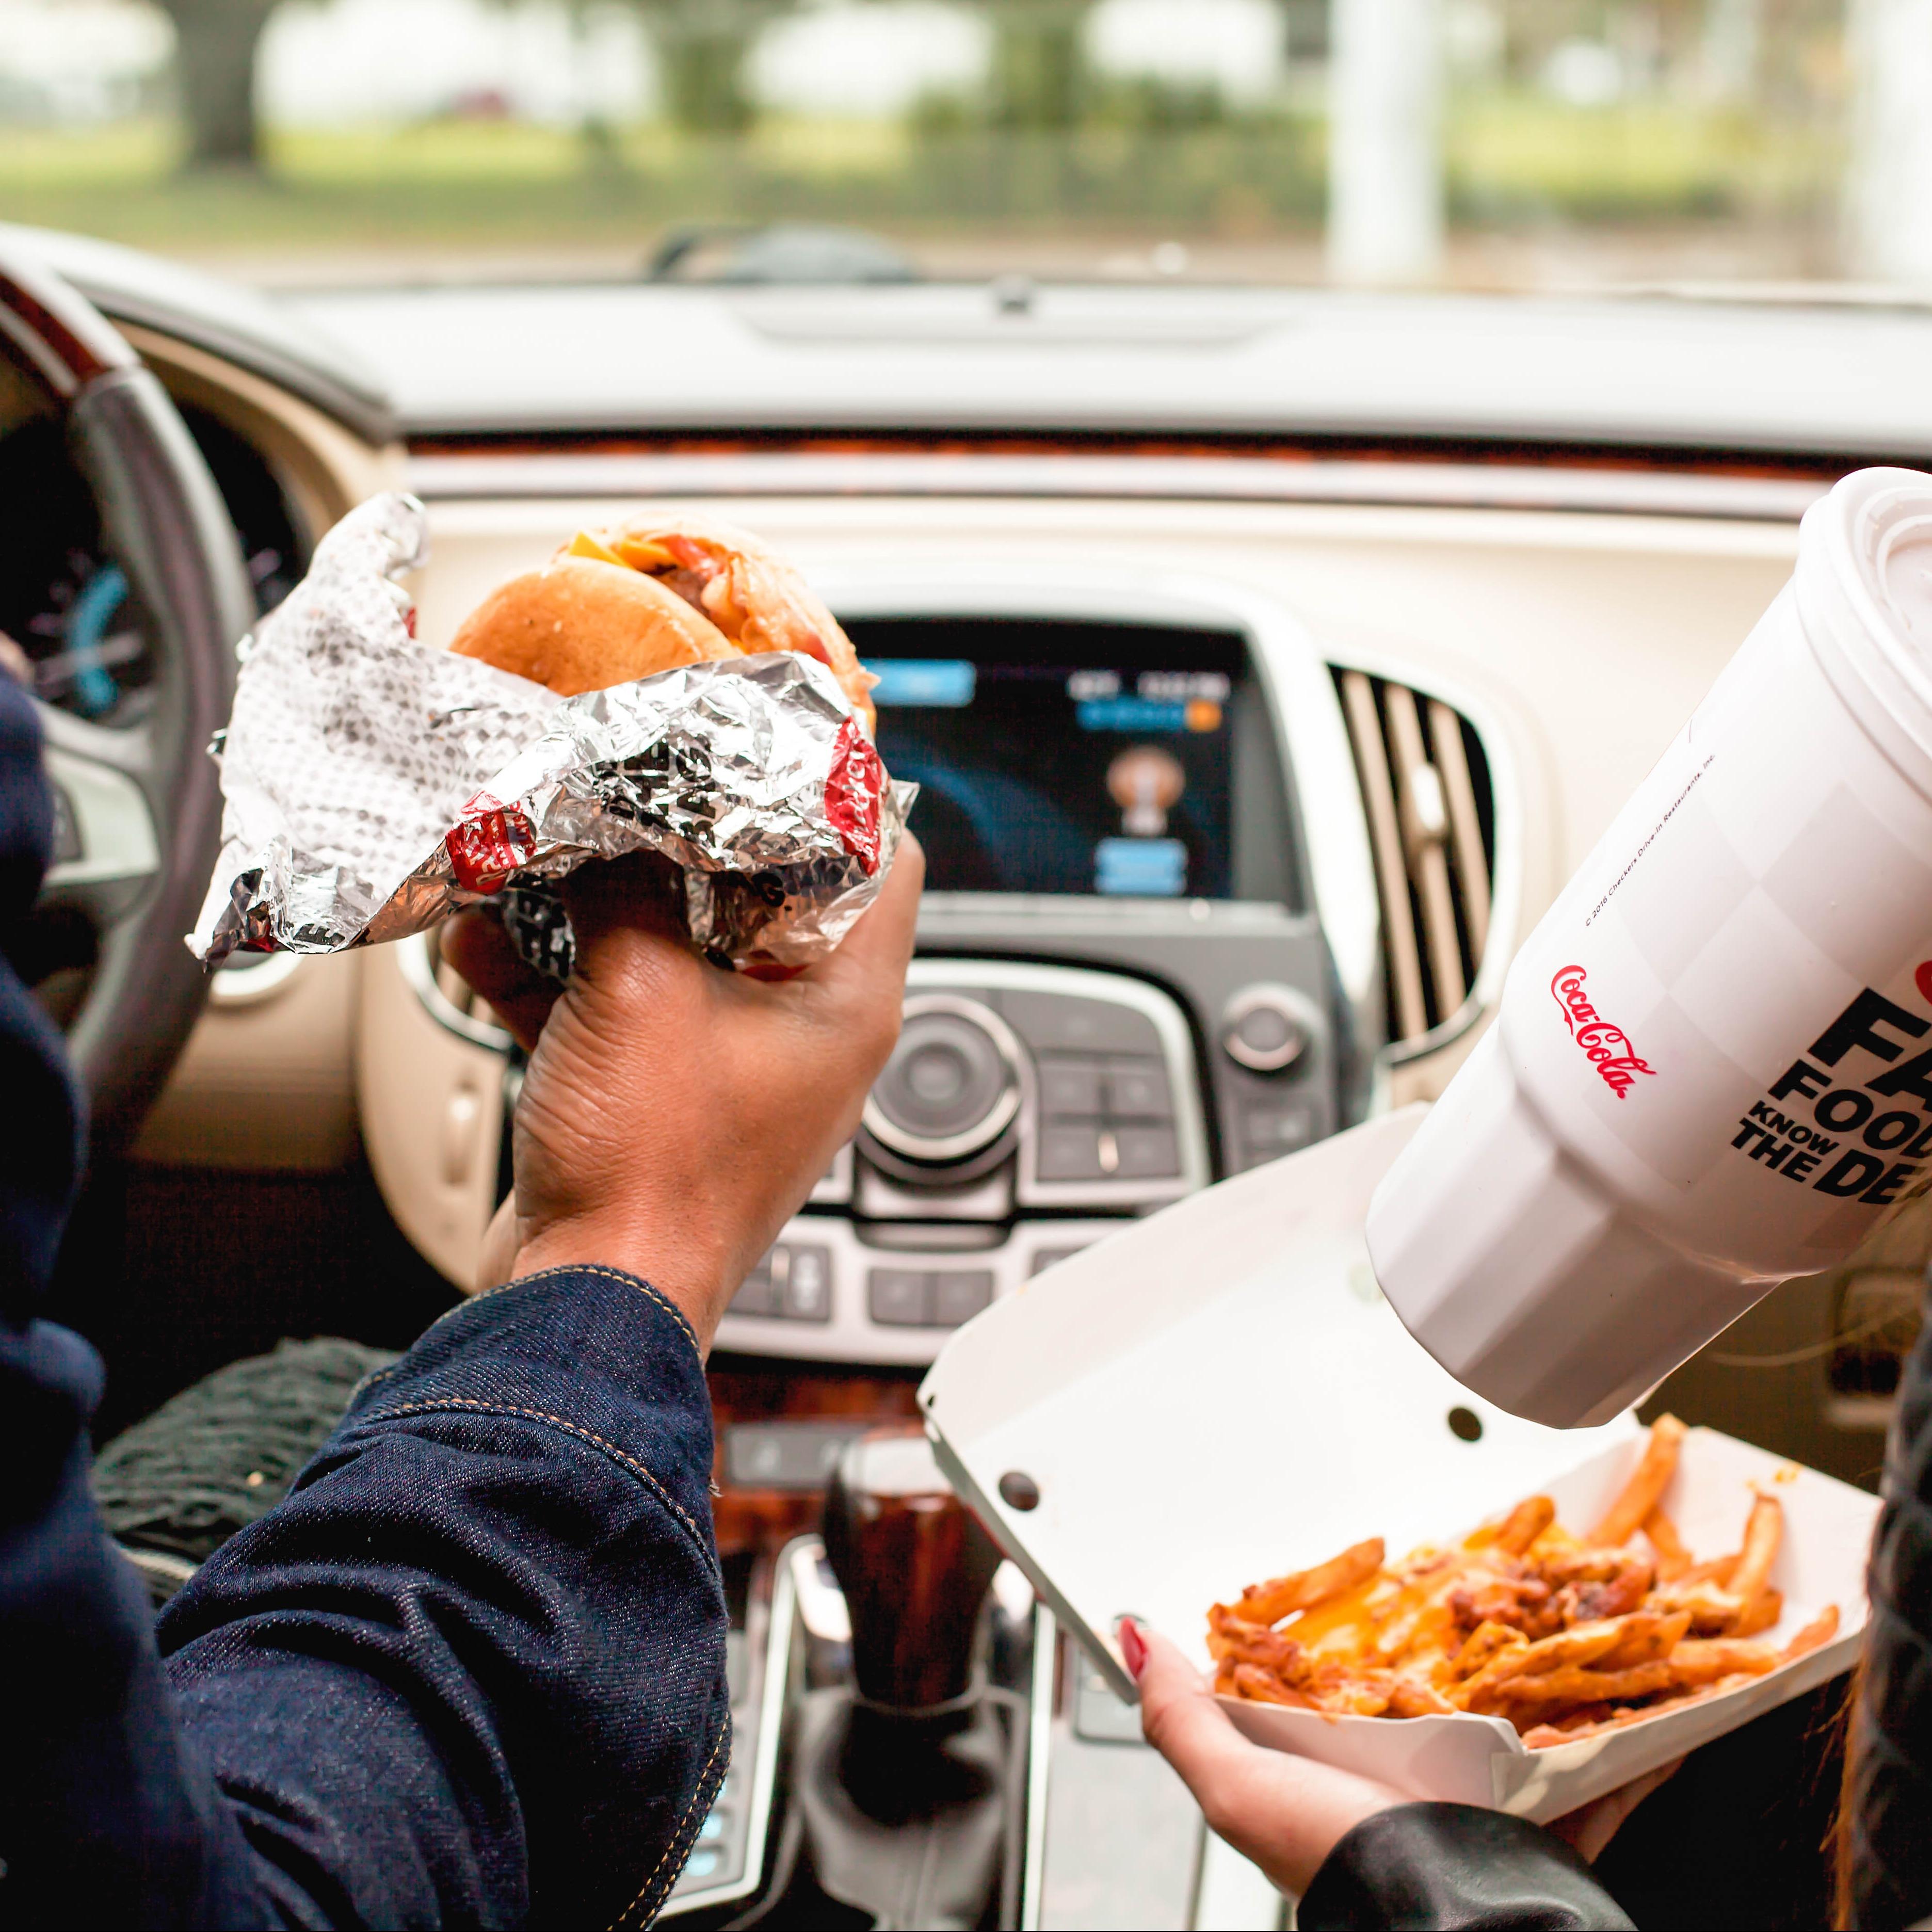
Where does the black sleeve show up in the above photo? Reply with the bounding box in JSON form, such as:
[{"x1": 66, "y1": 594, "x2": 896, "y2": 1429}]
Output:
[
  {"x1": 1843, "y1": 1275, "x2": 1932, "y2": 1930},
  {"x1": 0, "y1": 673, "x2": 83, "y2": 1324},
  {"x1": 1298, "y1": 1802, "x2": 1635, "y2": 1931}
]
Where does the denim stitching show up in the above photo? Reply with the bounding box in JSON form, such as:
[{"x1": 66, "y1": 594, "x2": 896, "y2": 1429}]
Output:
[
  {"x1": 396, "y1": 1265, "x2": 699, "y2": 1359},
  {"x1": 354, "y1": 1398, "x2": 712, "y2": 1559},
  {"x1": 521, "y1": 1265, "x2": 701, "y2": 1358},
  {"x1": 610, "y1": 1711, "x2": 731, "y2": 1929},
  {"x1": 352, "y1": 1266, "x2": 701, "y2": 1406}
]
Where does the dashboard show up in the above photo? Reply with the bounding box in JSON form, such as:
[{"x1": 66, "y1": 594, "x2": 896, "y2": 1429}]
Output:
[
  {"x1": 13, "y1": 226, "x2": 1926, "y2": 1517},
  {"x1": 20, "y1": 233, "x2": 1932, "y2": 1926},
  {"x1": 0, "y1": 406, "x2": 303, "y2": 724}
]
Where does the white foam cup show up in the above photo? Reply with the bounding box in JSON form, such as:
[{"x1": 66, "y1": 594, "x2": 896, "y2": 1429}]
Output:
[{"x1": 1367, "y1": 467, "x2": 1932, "y2": 1427}]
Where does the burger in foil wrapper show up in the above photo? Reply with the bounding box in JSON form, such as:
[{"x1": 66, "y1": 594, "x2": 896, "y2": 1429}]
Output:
[{"x1": 188, "y1": 493, "x2": 915, "y2": 977}]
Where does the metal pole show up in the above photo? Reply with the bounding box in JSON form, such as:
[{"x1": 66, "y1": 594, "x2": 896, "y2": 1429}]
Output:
[
  {"x1": 1327, "y1": 0, "x2": 1444, "y2": 286},
  {"x1": 1847, "y1": 0, "x2": 1932, "y2": 284}
]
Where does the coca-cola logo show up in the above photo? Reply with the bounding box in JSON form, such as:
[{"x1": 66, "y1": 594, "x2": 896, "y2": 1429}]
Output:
[
  {"x1": 824, "y1": 716, "x2": 883, "y2": 877},
  {"x1": 1550, "y1": 965, "x2": 1657, "y2": 1100},
  {"x1": 445, "y1": 797, "x2": 537, "y2": 894}
]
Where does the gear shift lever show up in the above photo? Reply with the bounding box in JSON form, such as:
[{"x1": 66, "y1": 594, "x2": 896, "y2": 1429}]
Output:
[
  {"x1": 822, "y1": 1427, "x2": 1002, "y2": 1711},
  {"x1": 755, "y1": 1427, "x2": 1021, "y2": 1929}
]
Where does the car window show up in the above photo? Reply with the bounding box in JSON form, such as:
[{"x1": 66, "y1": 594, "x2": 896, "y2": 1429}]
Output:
[{"x1": 0, "y1": 0, "x2": 1905, "y2": 299}]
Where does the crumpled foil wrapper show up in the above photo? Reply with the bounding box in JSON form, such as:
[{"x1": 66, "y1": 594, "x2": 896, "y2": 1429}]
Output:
[{"x1": 189, "y1": 493, "x2": 914, "y2": 977}]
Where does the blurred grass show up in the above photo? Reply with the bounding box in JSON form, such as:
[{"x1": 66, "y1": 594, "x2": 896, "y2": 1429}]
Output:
[
  {"x1": 1449, "y1": 91, "x2": 1842, "y2": 221},
  {"x1": 0, "y1": 97, "x2": 1843, "y2": 262}
]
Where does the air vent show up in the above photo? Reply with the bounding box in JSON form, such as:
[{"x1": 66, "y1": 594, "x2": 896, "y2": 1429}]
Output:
[{"x1": 1334, "y1": 668, "x2": 1496, "y2": 1049}]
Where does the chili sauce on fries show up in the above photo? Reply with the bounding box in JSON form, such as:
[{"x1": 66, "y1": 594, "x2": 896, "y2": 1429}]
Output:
[{"x1": 1206, "y1": 1414, "x2": 1841, "y2": 1747}]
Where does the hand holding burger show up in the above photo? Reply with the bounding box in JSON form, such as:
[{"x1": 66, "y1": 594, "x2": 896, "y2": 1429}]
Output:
[
  {"x1": 448, "y1": 835, "x2": 923, "y2": 1345},
  {"x1": 443, "y1": 511, "x2": 913, "y2": 1333}
]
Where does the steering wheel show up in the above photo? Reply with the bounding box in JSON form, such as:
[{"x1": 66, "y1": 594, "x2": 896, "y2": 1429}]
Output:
[{"x1": 2, "y1": 247, "x2": 255, "y2": 1152}]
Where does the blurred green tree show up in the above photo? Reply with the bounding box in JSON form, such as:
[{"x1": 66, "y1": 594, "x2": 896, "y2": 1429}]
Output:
[
  {"x1": 629, "y1": 0, "x2": 799, "y2": 135},
  {"x1": 984, "y1": 0, "x2": 1097, "y2": 128},
  {"x1": 153, "y1": 0, "x2": 276, "y2": 169}
]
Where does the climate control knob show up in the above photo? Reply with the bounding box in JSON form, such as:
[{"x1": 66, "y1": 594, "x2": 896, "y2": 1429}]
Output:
[
  {"x1": 1221, "y1": 984, "x2": 1315, "y2": 1075},
  {"x1": 862, "y1": 995, "x2": 1023, "y2": 1169}
]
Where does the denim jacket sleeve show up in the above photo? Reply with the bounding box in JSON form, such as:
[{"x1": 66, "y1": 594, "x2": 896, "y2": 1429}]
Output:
[
  {"x1": 156, "y1": 1265, "x2": 732, "y2": 1929},
  {"x1": 1, "y1": 675, "x2": 728, "y2": 1928},
  {"x1": 0, "y1": 1264, "x2": 727, "y2": 1930}
]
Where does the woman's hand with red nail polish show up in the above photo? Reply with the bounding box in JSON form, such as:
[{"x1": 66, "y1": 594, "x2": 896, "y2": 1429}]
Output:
[{"x1": 1129, "y1": 1621, "x2": 1404, "y2": 1897}]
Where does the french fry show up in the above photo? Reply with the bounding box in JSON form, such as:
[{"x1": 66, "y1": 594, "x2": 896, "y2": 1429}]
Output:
[
  {"x1": 1782, "y1": 1605, "x2": 1840, "y2": 1661},
  {"x1": 1283, "y1": 1580, "x2": 1388, "y2": 1654},
  {"x1": 1593, "y1": 1414, "x2": 1687, "y2": 1546},
  {"x1": 1555, "y1": 1555, "x2": 1656, "y2": 1625},
  {"x1": 1209, "y1": 1617, "x2": 1305, "y2": 1678},
  {"x1": 1492, "y1": 1495, "x2": 1557, "y2": 1557},
  {"x1": 1541, "y1": 1550, "x2": 1624, "y2": 1586},
  {"x1": 1444, "y1": 1620, "x2": 1526, "y2": 1683},
  {"x1": 1451, "y1": 1619, "x2": 1630, "y2": 1708},
  {"x1": 1679, "y1": 1552, "x2": 1741, "y2": 1588},
  {"x1": 1654, "y1": 1578, "x2": 1747, "y2": 1633},
  {"x1": 1549, "y1": 1703, "x2": 1616, "y2": 1733},
  {"x1": 1599, "y1": 1608, "x2": 1692, "y2": 1671},
  {"x1": 1210, "y1": 1438, "x2": 1841, "y2": 1753},
  {"x1": 1231, "y1": 1663, "x2": 1316, "y2": 1709},
  {"x1": 1372, "y1": 1565, "x2": 1476, "y2": 1662},
  {"x1": 1499, "y1": 1618, "x2": 1634, "y2": 1678},
  {"x1": 1387, "y1": 1678, "x2": 1454, "y2": 1717},
  {"x1": 1665, "y1": 1638, "x2": 1780, "y2": 1687},
  {"x1": 1304, "y1": 1667, "x2": 1395, "y2": 1717},
  {"x1": 1729, "y1": 1588, "x2": 1784, "y2": 1639},
  {"x1": 1519, "y1": 1677, "x2": 1714, "y2": 1745},
  {"x1": 1643, "y1": 1508, "x2": 1693, "y2": 1582},
  {"x1": 1223, "y1": 1538, "x2": 1386, "y2": 1628},
  {"x1": 1727, "y1": 1494, "x2": 1783, "y2": 1612},
  {"x1": 1482, "y1": 1661, "x2": 1679, "y2": 1713}
]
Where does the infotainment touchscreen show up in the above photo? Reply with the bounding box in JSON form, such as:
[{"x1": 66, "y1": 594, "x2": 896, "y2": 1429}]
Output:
[{"x1": 848, "y1": 616, "x2": 1259, "y2": 900}]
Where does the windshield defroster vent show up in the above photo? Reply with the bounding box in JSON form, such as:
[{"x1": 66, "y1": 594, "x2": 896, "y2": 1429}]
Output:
[{"x1": 1334, "y1": 668, "x2": 1495, "y2": 1051}]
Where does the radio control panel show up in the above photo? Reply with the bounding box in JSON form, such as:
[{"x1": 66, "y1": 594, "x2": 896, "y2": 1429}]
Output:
[{"x1": 712, "y1": 959, "x2": 1214, "y2": 1364}]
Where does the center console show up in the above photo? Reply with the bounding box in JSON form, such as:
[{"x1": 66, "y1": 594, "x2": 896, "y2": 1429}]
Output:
[
  {"x1": 394, "y1": 562, "x2": 1503, "y2": 1930},
  {"x1": 713, "y1": 596, "x2": 1352, "y2": 1368}
]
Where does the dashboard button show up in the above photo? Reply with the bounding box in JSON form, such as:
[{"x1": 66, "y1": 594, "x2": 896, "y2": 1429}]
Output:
[
  {"x1": 1242, "y1": 1105, "x2": 1314, "y2": 1164},
  {"x1": 869, "y1": 1268, "x2": 931, "y2": 1326},
  {"x1": 863, "y1": 997, "x2": 1023, "y2": 1170},
  {"x1": 876, "y1": 1013, "x2": 1009, "y2": 1140},
  {"x1": 1029, "y1": 1245, "x2": 1091, "y2": 1276},
  {"x1": 779, "y1": 1245, "x2": 833, "y2": 1321},
  {"x1": 1037, "y1": 1125, "x2": 1107, "y2": 1181},
  {"x1": 930, "y1": 1270, "x2": 994, "y2": 1327},
  {"x1": 49, "y1": 785, "x2": 81, "y2": 864},
  {"x1": 1104, "y1": 1058, "x2": 1172, "y2": 1119},
  {"x1": 731, "y1": 1254, "x2": 777, "y2": 1317},
  {"x1": 1222, "y1": 986, "x2": 1313, "y2": 1074},
  {"x1": 1113, "y1": 1125, "x2": 1181, "y2": 1179},
  {"x1": 1038, "y1": 1055, "x2": 1104, "y2": 1118},
  {"x1": 1002, "y1": 990, "x2": 1161, "y2": 1057},
  {"x1": 725, "y1": 1420, "x2": 863, "y2": 1489}
]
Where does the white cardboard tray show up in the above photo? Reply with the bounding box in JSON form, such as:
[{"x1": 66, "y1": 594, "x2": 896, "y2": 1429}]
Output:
[{"x1": 920, "y1": 1109, "x2": 1876, "y2": 1824}]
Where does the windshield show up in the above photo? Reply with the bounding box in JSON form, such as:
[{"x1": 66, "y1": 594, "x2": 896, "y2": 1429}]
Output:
[{"x1": 0, "y1": 1, "x2": 1895, "y2": 296}]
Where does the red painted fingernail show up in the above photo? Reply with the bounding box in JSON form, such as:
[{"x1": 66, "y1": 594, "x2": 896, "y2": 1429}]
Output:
[{"x1": 1119, "y1": 1617, "x2": 1147, "y2": 1680}]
